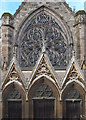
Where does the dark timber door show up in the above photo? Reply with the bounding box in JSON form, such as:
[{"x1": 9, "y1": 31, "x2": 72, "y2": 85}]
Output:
[
  {"x1": 34, "y1": 99, "x2": 54, "y2": 119},
  {"x1": 66, "y1": 101, "x2": 80, "y2": 120},
  {"x1": 8, "y1": 101, "x2": 22, "y2": 119}
]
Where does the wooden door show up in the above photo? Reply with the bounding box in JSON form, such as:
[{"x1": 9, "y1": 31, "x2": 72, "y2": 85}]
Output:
[
  {"x1": 33, "y1": 99, "x2": 54, "y2": 119},
  {"x1": 66, "y1": 101, "x2": 80, "y2": 120},
  {"x1": 8, "y1": 101, "x2": 22, "y2": 119}
]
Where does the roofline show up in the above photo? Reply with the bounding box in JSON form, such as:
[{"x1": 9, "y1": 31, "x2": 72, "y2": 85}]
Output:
[{"x1": 13, "y1": 1, "x2": 74, "y2": 18}]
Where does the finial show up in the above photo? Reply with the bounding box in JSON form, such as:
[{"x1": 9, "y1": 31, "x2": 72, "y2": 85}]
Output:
[
  {"x1": 13, "y1": 44, "x2": 18, "y2": 57},
  {"x1": 2, "y1": 57, "x2": 7, "y2": 71},
  {"x1": 72, "y1": 50, "x2": 75, "y2": 57},
  {"x1": 42, "y1": 40, "x2": 46, "y2": 53},
  {"x1": 42, "y1": 45, "x2": 46, "y2": 53}
]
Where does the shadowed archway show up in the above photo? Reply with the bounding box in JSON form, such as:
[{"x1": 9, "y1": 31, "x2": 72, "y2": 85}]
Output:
[
  {"x1": 28, "y1": 76, "x2": 60, "y2": 119},
  {"x1": 2, "y1": 82, "x2": 26, "y2": 119}
]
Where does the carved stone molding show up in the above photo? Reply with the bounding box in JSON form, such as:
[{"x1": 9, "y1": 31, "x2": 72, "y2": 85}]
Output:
[
  {"x1": 67, "y1": 64, "x2": 81, "y2": 81},
  {"x1": 35, "y1": 56, "x2": 53, "y2": 78},
  {"x1": 7, "y1": 65, "x2": 20, "y2": 83}
]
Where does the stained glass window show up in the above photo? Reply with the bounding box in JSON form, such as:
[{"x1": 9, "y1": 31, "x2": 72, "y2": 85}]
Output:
[{"x1": 19, "y1": 12, "x2": 70, "y2": 69}]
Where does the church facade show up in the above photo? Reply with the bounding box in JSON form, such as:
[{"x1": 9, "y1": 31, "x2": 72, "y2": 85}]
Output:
[{"x1": 0, "y1": 1, "x2": 86, "y2": 119}]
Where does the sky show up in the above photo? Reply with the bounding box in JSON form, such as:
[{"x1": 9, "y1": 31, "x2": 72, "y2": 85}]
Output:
[{"x1": 0, "y1": 0, "x2": 85, "y2": 20}]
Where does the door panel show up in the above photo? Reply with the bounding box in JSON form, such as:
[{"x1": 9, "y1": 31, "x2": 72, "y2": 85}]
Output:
[
  {"x1": 66, "y1": 101, "x2": 80, "y2": 120},
  {"x1": 34, "y1": 99, "x2": 54, "y2": 119},
  {"x1": 8, "y1": 101, "x2": 22, "y2": 119}
]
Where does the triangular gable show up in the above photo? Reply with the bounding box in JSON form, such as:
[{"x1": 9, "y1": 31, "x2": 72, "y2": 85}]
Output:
[
  {"x1": 2, "y1": 56, "x2": 25, "y2": 89},
  {"x1": 14, "y1": 1, "x2": 73, "y2": 17},
  {"x1": 62, "y1": 56, "x2": 85, "y2": 88},
  {"x1": 29, "y1": 52, "x2": 59, "y2": 88}
]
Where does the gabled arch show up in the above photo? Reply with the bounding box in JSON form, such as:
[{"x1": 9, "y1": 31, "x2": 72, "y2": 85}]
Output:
[
  {"x1": 61, "y1": 81, "x2": 85, "y2": 100},
  {"x1": 61, "y1": 81, "x2": 85, "y2": 119},
  {"x1": 28, "y1": 75, "x2": 60, "y2": 118},
  {"x1": 2, "y1": 81, "x2": 26, "y2": 100},
  {"x1": 28, "y1": 52, "x2": 60, "y2": 89},
  {"x1": 28, "y1": 75, "x2": 60, "y2": 94},
  {"x1": 2, "y1": 82, "x2": 26, "y2": 118},
  {"x1": 62, "y1": 56, "x2": 85, "y2": 89},
  {"x1": 2, "y1": 56, "x2": 26, "y2": 89}
]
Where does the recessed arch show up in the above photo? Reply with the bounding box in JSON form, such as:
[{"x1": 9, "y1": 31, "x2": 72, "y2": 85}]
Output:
[
  {"x1": 61, "y1": 80, "x2": 86, "y2": 99},
  {"x1": 28, "y1": 76, "x2": 60, "y2": 119},
  {"x1": 61, "y1": 81, "x2": 85, "y2": 119},
  {"x1": 29, "y1": 74, "x2": 60, "y2": 91},
  {"x1": 2, "y1": 82, "x2": 26, "y2": 119}
]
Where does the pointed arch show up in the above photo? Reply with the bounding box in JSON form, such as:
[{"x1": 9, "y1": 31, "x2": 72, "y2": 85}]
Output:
[
  {"x1": 28, "y1": 75, "x2": 60, "y2": 118},
  {"x1": 62, "y1": 56, "x2": 85, "y2": 89},
  {"x1": 16, "y1": 5, "x2": 72, "y2": 42},
  {"x1": 61, "y1": 81, "x2": 85, "y2": 100},
  {"x1": 15, "y1": 5, "x2": 73, "y2": 69},
  {"x1": 2, "y1": 82, "x2": 26, "y2": 119},
  {"x1": 28, "y1": 74, "x2": 60, "y2": 93},
  {"x1": 2, "y1": 56, "x2": 26, "y2": 89},
  {"x1": 28, "y1": 53, "x2": 60, "y2": 89},
  {"x1": 61, "y1": 81, "x2": 85, "y2": 119}
]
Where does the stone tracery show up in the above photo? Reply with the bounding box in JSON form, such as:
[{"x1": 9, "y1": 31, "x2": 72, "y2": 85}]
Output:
[
  {"x1": 32, "y1": 82, "x2": 54, "y2": 98},
  {"x1": 20, "y1": 12, "x2": 69, "y2": 68},
  {"x1": 7, "y1": 87, "x2": 22, "y2": 99},
  {"x1": 64, "y1": 87, "x2": 82, "y2": 99}
]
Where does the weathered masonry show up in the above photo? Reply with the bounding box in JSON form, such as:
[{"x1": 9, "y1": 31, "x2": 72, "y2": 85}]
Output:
[{"x1": 0, "y1": 1, "x2": 86, "y2": 119}]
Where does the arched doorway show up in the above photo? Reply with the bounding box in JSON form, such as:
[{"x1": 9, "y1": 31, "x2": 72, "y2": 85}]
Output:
[
  {"x1": 62, "y1": 83, "x2": 84, "y2": 120},
  {"x1": 2, "y1": 83, "x2": 26, "y2": 119},
  {"x1": 6, "y1": 87, "x2": 22, "y2": 119},
  {"x1": 32, "y1": 81, "x2": 55, "y2": 118},
  {"x1": 28, "y1": 77, "x2": 60, "y2": 119}
]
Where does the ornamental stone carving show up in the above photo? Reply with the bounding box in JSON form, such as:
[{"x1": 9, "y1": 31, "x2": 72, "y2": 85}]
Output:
[
  {"x1": 20, "y1": 12, "x2": 69, "y2": 68},
  {"x1": 7, "y1": 64, "x2": 21, "y2": 83},
  {"x1": 64, "y1": 87, "x2": 82, "y2": 99},
  {"x1": 32, "y1": 82, "x2": 54, "y2": 98},
  {"x1": 67, "y1": 64, "x2": 81, "y2": 81},
  {"x1": 35, "y1": 55, "x2": 53, "y2": 78},
  {"x1": 7, "y1": 87, "x2": 22, "y2": 99}
]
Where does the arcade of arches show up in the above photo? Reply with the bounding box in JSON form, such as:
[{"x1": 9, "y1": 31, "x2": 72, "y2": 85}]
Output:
[{"x1": 1, "y1": 1, "x2": 86, "y2": 120}]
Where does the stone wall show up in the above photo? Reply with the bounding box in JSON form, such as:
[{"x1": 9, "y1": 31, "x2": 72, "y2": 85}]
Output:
[{"x1": 13, "y1": 2, "x2": 75, "y2": 41}]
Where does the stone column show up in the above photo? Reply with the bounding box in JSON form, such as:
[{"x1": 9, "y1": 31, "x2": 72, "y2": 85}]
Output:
[{"x1": 1, "y1": 12, "x2": 14, "y2": 67}]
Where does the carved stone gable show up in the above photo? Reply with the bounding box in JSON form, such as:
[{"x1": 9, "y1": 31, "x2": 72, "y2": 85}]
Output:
[
  {"x1": 33, "y1": 82, "x2": 54, "y2": 98},
  {"x1": 7, "y1": 64, "x2": 21, "y2": 83},
  {"x1": 36, "y1": 56, "x2": 52, "y2": 77},
  {"x1": 66, "y1": 63, "x2": 82, "y2": 83},
  {"x1": 7, "y1": 64, "x2": 20, "y2": 82},
  {"x1": 33, "y1": 55, "x2": 54, "y2": 80},
  {"x1": 3, "y1": 63, "x2": 24, "y2": 88}
]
